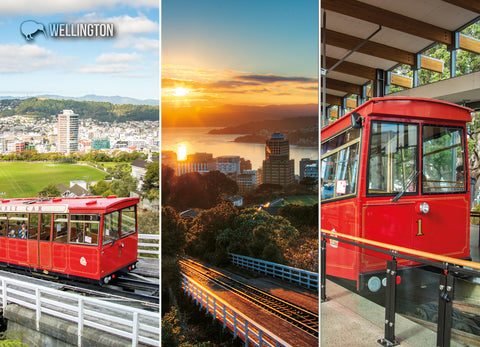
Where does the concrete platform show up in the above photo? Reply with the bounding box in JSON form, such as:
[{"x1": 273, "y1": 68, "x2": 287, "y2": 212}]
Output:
[
  {"x1": 321, "y1": 280, "x2": 469, "y2": 347},
  {"x1": 321, "y1": 225, "x2": 480, "y2": 347}
]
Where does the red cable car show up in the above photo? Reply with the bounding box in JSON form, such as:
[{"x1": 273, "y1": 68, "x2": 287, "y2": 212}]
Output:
[
  {"x1": 321, "y1": 97, "x2": 472, "y2": 292},
  {"x1": 0, "y1": 196, "x2": 140, "y2": 284}
]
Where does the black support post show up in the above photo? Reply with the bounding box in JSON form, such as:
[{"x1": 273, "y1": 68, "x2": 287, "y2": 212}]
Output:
[
  {"x1": 436, "y1": 270, "x2": 454, "y2": 347},
  {"x1": 378, "y1": 258, "x2": 398, "y2": 346},
  {"x1": 321, "y1": 237, "x2": 327, "y2": 302}
]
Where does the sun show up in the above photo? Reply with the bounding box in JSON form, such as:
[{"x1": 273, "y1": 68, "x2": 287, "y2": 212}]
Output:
[
  {"x1": 177, "y1": 143, "x2": 188, "y2": 161},
  {"x1": 173, "y1": 87, "x2": 189, "y2": 97}
]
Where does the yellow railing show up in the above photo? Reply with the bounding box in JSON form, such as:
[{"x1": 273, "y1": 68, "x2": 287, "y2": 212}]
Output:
[{"x1": 321, "y1": 228, "x2": 480, "y2": 271}]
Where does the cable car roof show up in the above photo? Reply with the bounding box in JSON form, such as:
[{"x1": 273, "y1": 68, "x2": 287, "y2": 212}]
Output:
[{"x1": 0, "y1": 196, "x2": 140, "y2": 213}]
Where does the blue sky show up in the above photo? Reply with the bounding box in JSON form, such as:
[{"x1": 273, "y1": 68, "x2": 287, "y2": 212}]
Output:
[
  {"x1": 161, "y1": 0, "x2": 318, "y2": 107},
  {"x1": 0, "y1": 1, "x2": 159, "y2": 100}
]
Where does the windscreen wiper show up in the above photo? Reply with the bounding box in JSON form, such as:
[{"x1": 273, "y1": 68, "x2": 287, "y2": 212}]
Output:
[{"x1": 391, "y1": 170, "x2": 419, "y2": 202}]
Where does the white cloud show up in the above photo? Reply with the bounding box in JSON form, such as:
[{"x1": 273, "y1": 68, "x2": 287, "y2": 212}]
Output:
[
  {"x1": 0, "y1": 1, "x2": 158, "y2": 16},
  {"x1": 75, "y1": 63, "x2": 135, "y2": 74},
  {"x1": 76, "y1": 13, "x2": 158, "y2": 36},
  {"x1": 0, "y1": 44, "x2": 68, "y2": 73},
  {"x1": 96, "y1": 52, "x2": 142, "y2": 64},
  {"x1": 114, "y1": 36, "x2": 159, "y2": 52}
]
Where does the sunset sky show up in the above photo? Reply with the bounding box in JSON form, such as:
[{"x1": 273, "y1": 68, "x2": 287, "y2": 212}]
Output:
[{"x1": 161, "y1": 0, "x2": 318, "y2": 120}]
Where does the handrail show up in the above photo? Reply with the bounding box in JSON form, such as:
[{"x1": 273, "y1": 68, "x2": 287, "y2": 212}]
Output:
[
  {"x1": 229, "y1": 253, "x2": 318, "y2": 290},
  {"x1": 182, "y1": 274, "x2": 292, "y2": 347},
  {"x1": 321, "y1": 228, "x2": 480, "y2": 270},
  {"x1": 138, "y1": 233, "x2": 159, "y2": 257},
  {"x1": 0, "y1": 275, "x2": 159, "y2": 346}
]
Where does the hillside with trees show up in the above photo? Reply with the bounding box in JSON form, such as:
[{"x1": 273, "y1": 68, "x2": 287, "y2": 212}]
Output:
[{"x1": 0, "y1": 97, "x2": 159, "y2": 122}]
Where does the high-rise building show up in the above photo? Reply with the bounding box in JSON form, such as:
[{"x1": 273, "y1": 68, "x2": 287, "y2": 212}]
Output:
[
  {"x1": 262, "y1": 133, "x2": 295, "y2": 186},
  {"x1": 177, "y1": 152, "x2": 216, "y2": 175},
  {"x1": 57, "y1": 110, "x2": 79, "y2": 154},
  {"x1": 299, "y1": 158, "x2": 318, "y2": 180}
]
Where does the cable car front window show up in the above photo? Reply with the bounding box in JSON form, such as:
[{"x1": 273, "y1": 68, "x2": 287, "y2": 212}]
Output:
[
  {"x1": 367, "y1": 122, "x2": 418, "y2": 195},
  {"x1": 422, "y1": 125, "x2": 465, "y2": 193}
]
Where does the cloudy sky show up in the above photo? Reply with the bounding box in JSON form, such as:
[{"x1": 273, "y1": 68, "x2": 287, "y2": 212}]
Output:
[
  {"x1": 0, "y1": 0, "x2": 158, "y2": 100},
  {"x1": 162, "y1": 0, "x2": 318, "y2": 109}
]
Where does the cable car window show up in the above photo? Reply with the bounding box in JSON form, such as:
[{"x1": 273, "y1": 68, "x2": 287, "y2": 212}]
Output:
[
  {"x1": 40, "y1": 214, "x2": 51, "y2": 241},
  {"x1": 103, "y1": 211, "x2": 119, "y2": 245},
  {"x1": 321, "y1": 129, "x2": 360, "y2": 201},
  {"x1": 120, "y1": 206, "x2": 136, "y2": 238},
  {"x1": 7, "y1": 213, "x2": 28, "y2": 238},
  {"x1": 367, "y1": 122, "x2": 418, "y2": 195},
  {"x1": 28, "y1": 214, "x2": 38, "y2": 240},
  {"x1": 422, "y1": 125, "x2": 466, "y2": 193},
  {"x1": 322, "y1": 128, "x2": 360, "y2": 156},
  {"x1": 69, "y1": 214, "x2": 100, "y2": 245},
  {"x1": 0, "y1": 214, "x2": 6, "y2": 237},
  {"x1": 53, "y1": 214, "x2": 68, "y2": 242}
]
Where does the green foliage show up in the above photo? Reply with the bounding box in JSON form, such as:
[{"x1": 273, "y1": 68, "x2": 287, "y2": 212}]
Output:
[
  {"x1": 162, "y1": 206, "x2": 186, "y2": 257},
  {"x1": 162, "y1": 306, "x2": 184, "y2": 346},
  {"x1": 165, "y1": 171, "x2": 238, "y2": 211},
  {"x1": 40, "y1": 183, "x2": 61, "y2": 197},
  {"x1": 143, "y1": 161, "x2": 159, "y2": 197},
  {"x1": 278, "y1": 203, "x2": 318, "y2": 229},
  {"x1": 186, "y1": 202, "x2": 238, "y2": 263},
  {"x1": 215, "y1": 208, "x2": 298, "y2": 265},
  {"x1": 0, "y1": 97, "x2": 159, "y2": 122},
  {"x1": 109, "y1": 176, "x2": 139, "y2": 197}
]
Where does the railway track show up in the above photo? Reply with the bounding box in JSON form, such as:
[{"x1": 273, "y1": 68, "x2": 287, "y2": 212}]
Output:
[{"x1": 180, "y1": 257, "x2": 318, "y2": 338}]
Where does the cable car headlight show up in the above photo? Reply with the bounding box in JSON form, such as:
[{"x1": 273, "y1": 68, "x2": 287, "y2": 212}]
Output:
[{"x1": 416, "y1": 202, "x2": 430, "y2": 214}]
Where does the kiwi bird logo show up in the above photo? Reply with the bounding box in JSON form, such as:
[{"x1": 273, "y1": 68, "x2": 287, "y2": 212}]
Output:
[{"x1": 20, "y1": 20, "x2": 48, "y2": 41}]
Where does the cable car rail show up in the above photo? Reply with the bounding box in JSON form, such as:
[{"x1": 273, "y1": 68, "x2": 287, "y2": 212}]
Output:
[{"x1": 179, "y1": 258, "x2": 318, "y2": 338}]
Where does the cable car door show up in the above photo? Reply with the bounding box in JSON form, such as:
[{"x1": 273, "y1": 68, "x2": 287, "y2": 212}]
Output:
[{"x1": 38, "y1": 213, "x2": 52, "y2": 269}]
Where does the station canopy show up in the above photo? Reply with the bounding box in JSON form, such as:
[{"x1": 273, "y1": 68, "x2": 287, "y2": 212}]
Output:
[{"x1": 321, "y1": 0, "x2": 480, "y2": 120}]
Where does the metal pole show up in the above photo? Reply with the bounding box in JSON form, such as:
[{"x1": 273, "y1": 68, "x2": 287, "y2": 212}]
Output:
[
  {"x1": 321, "y1": 237, "x2": 327, "y2": 301},
  {"x1": 378, "y1": 258, "x2": 398, "y2": 346},
  {"x1": 436, "y1": 269, "x2": 454, "y2": 347},
  {"x1": 321, "y1": 11, "x2": 327, "y2": 128}
]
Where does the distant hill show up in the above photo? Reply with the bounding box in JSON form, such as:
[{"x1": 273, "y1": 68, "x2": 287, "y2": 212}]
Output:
[
  {"x1": 162, "y1": 103, "x2": 318, "y2": 127},
  {"x1": 0, "y1": 94, "x2": 158, "y2": 106},
  {"x1": 0, "y1": 97, "x2": 159, "y2": 122},
  {"x1": 209, "y1": 116, "x2": 318, "y2": 147}
]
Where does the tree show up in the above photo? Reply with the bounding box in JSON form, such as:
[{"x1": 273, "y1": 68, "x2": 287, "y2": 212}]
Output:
[
  {"x1": 110, "y1": 176, "x2": 138, "y2": 197},
  {"x1": 185, "y1": 201, "x2": 238, "y2": 263},
  {"x1": 215, "y1": 208, "x2": 299, "y2": 265},
  {"x1": 39, "y1": 183, "x2": 61, "y2": 197},
  {"x1": 90, "y1": 180, "x2": 110, "y2": 196},
  {"x1": 143, "y1": 161, "x2": 159, "y2": 196}
]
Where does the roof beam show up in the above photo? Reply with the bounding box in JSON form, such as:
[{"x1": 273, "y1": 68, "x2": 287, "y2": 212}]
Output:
[
  {"x1": 323, "y1": 29, "x2": 416, "y2": 65},
  {"x1": 325, "y1": 94, "x2": 342, "y2": 106},
  {"x1": 325, "y1": 77, "x2": 362, "y2": 95},
  {"x1": 324, "y1": 30, "x2": 446, "y2": 72},
  {"x1": 322, "y1": 0, "x2": 452, "y2": 45},
  {"x1": 324, "y1": 56, "x2": 377, "y2": 80},
  {"x1": 441, "y1": 0, "x2": 480, "y2": 14}
]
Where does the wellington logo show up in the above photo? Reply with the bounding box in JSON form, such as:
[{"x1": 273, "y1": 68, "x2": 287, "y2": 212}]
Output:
[
  {"x1": 20, "y1": 20, "x2": 47, "y2": 41},
  {"x1": 20, "y1": 19, "x2": 115, "y2": 41}
]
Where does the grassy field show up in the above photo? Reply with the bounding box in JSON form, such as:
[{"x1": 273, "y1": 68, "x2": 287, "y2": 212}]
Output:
[
  {"x1": 284, "y1": 195, "x2": 318, "y2": 206},
  {"x1": 0, "y1": 162, "x2": 107, "y2": 198}
]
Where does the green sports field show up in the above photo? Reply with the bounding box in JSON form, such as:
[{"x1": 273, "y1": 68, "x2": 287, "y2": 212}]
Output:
[
  {"x1": 284, "y1": 195, "x2": 318, "y2": 206},
  {"x1": 0, "y1": 162, "x2": 107, "y2": 198}
]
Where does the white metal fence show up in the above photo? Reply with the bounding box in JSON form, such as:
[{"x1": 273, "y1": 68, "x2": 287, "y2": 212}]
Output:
[
  {"x1": 229, "y1": 253, "x2": 318, "y2": 290},
  {"x1": 0, "y1": 276, "x2": 159, "y2": 346},
  {"x1": 182, "y1": 274, "x2": 291, "y2": 347},
  {"x1": 138, "y1": 234, "x2": 159, "y2": 257}
]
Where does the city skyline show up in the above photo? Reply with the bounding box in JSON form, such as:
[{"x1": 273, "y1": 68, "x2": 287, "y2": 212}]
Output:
[{"x1": 0, "y1": 1, "x2": 159, "y2": 100}]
